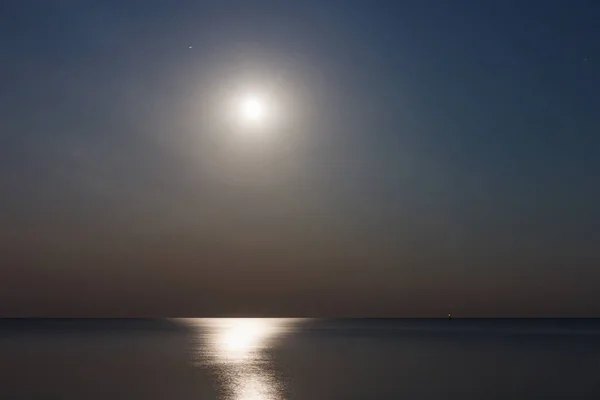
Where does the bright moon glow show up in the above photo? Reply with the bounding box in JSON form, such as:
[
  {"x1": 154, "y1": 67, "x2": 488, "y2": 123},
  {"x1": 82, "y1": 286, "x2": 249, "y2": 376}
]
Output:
[{"x1": 240, "y1": 95, "x2": 266, "y2": 123}]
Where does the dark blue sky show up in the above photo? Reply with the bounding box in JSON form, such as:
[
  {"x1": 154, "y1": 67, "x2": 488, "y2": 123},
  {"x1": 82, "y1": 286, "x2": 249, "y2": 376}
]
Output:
[{"x1": 1, "y1": 0, "x2": 599, "y2": 316}]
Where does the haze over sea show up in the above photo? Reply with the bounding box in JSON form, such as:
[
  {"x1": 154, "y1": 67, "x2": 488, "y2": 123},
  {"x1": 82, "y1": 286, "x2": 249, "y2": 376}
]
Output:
[{"x1": 1, "y1": 318, "x2": 599, "y2": 399}]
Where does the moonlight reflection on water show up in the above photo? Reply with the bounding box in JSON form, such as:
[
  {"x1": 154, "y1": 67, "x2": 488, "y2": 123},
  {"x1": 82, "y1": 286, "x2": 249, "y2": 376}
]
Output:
[{"x1": 186, "y1": 318, "x2": 298, "y2": 400}]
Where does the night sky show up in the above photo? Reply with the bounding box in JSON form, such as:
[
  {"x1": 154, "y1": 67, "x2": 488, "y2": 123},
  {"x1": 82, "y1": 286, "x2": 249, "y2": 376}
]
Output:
[{"x1": 1, "y1": 0, "x2": 599, "y2": 317}]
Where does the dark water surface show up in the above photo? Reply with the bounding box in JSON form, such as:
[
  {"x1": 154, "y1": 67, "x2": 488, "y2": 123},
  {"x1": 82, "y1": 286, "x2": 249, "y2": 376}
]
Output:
[{"x1": 1, "y1": 318, "x2": 599, "y2": 399}]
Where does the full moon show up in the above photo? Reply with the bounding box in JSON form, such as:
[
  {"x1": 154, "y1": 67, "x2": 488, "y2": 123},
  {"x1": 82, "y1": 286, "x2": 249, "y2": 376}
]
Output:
[{"x1": 240, "y1": 95, "x2": 266, "y2": 123}]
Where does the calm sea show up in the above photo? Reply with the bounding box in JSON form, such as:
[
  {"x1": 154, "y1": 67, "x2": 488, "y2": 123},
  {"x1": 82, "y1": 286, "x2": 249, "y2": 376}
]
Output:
[{"x1": 1, "y1": 318, "x2": 599, "y2": 399}]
